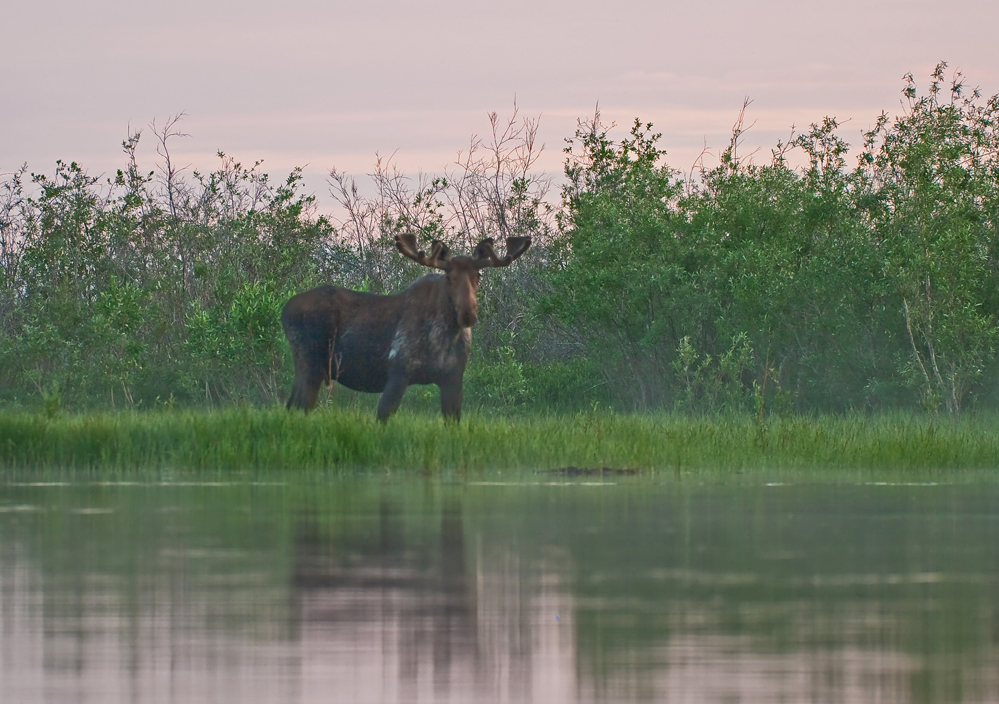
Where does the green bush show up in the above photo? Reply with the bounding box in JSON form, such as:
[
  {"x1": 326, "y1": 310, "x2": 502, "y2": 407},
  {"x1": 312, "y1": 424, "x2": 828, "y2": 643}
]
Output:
[{"x1": 2, "y1": 66, "x2": 999, "y2": 416}]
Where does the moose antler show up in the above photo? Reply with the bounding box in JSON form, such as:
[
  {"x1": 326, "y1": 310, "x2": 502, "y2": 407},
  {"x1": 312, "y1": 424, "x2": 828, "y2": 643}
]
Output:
[
  {"x1": 395, "y1": 232, "x2": 451, "y2": 270},
  {"x1": 473, "y1": 236, "x2": 532, "y2": 269}
]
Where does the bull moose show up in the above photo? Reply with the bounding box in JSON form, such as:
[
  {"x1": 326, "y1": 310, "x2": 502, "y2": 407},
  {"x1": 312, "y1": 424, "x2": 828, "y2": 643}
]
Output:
[{"x1": 281, "y1": 232, "x2": 531, "y2": 421}]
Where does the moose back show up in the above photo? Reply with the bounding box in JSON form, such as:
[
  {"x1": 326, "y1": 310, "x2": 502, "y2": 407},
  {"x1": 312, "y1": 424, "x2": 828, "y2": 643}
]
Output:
[{"x1": 281, "y1": 233, "x2": 531, "y2": 421}]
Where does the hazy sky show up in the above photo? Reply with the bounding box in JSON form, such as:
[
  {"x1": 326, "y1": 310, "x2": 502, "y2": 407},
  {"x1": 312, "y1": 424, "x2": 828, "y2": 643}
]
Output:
[{"x1": 4, "y1": 0, "x2": 998, "y2": 211}]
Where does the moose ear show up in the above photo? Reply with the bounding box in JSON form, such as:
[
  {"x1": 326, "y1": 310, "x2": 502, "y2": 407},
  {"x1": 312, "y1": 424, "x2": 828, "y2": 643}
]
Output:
[
  {"x1": 472, "y1": 237, "x2": 495, "y2": 262},
  {"x1": 430, "y1": 240, "x2": 453, "y2": 263}
]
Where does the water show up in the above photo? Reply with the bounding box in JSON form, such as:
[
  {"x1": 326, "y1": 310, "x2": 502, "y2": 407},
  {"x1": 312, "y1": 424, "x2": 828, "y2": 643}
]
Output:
[{"x1": 1, "y1": 474, "x2": 998, "y2": 703}]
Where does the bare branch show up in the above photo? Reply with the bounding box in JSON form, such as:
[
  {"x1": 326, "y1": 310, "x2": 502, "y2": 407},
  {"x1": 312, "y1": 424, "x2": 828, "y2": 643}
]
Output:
[{"x1": 151, "y1": 113, "x2": 191, "y2": 222}]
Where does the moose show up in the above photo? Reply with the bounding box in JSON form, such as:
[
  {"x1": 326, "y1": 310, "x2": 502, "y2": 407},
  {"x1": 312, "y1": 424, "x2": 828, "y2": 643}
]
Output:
[{"x1": 282, "y1": 232, "x2": 531, "y2": 422}]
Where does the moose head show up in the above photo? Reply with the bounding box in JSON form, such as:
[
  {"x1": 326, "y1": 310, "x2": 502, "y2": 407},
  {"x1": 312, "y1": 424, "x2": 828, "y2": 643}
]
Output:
[{"x1": 395, "y1": 232, "x2": 532, "y2": 329}]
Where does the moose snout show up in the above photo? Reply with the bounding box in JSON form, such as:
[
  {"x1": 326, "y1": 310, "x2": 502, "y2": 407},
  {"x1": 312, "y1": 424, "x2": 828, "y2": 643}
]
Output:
[{"x1": 459, "y1": 307, "x2": 478, "y2": 328}]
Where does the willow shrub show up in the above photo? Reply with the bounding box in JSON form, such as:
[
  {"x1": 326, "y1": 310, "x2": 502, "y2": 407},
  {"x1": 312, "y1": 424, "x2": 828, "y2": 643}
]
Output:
[
  {"x1": 547, "y1": 64, "x2": 999, "y2": 415},
  {"x1": 2, "y1": 65, "x2": 998, "y2": 416}
]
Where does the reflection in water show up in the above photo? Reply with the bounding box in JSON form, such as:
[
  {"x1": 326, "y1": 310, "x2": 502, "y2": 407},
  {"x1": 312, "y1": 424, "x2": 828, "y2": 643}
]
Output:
[
  {"x1": 291, "y1": 497, "x2": 576, "y2": 702},
  {"x1": 0, "y1": 479, "x2": 998, "y2": 702}
]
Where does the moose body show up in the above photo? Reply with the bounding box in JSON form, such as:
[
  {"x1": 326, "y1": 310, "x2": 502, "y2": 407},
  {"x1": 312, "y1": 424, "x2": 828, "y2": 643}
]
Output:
[{"x1": 282, "y1": 233, "x2": 530, "y2": 421}]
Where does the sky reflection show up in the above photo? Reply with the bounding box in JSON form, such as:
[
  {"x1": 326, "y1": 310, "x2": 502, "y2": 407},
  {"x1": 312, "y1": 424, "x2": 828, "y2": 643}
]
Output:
[{"x1": 1, "y1": 478, "x2": 997, "y2": 703}]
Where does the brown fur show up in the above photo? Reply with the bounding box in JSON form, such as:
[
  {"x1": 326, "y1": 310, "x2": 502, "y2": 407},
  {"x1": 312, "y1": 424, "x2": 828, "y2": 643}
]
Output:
[{"x1": 282, "y1": 234, "x2": 530, "y2": 422}]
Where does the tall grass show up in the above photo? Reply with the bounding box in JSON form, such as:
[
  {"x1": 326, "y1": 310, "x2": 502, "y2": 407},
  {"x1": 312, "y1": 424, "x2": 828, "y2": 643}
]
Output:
[{"x1": 2, "y1": 408, "x2": 998, "y2": 477}]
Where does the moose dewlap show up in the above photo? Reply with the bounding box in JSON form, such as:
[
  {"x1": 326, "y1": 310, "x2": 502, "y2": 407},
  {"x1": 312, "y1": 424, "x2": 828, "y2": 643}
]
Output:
[{"x1": 282, "y1": 233, "x2": 531, "y2": 422}]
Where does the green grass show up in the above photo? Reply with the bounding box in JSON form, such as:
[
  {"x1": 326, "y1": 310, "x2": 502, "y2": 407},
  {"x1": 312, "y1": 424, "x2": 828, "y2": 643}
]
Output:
[{"x1": 1, "y1": 407, "x2": 998, "y2": 477}]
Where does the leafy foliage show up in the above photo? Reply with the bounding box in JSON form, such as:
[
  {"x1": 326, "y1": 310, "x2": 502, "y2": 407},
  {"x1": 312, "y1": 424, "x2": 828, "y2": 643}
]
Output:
[
  {"x1": 3, "y1": 67, "x2": 999, "y2": 416},
  {"x1": 548, "y1": 65, "x2": 999, "y2": 415},
  {"x1": 860, "y1": 65, "x2": 999, "y2": 413},
  {"x1": 1, "y1": 129, "x2": 336, "y2": 408}
]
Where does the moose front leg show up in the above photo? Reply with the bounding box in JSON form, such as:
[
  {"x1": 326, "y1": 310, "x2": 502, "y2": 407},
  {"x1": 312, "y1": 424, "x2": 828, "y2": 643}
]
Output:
[
  {"x1": 439, "y1": 381, "x2": 463, "y2": 423},
  {"x1": 377, "y1": 375, "x2": 408, "y2": 423}
]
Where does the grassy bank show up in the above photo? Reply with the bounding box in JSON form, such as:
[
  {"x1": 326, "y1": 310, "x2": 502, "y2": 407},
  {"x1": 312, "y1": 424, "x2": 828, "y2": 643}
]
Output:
[{"x1": 1, "y1": 408, "x2": 998, "y2": 476}]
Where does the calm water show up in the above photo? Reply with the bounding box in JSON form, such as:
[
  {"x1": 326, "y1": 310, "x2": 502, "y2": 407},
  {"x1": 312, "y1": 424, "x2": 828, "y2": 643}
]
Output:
[{"x1": 1, "y1": 473, "x2": 998, "y2": 703}]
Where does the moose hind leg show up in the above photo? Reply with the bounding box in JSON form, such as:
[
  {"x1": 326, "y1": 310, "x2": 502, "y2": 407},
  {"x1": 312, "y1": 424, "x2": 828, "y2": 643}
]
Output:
[
  {"x1": 286, "y1": 379, "x2": 301, "y2": 411},
  {"x1": 377, "y1": 376, "x2": 408, "y2": 423},
  {"x1": 287, "y1": 369, "x2": 325, "y2": 412},
  {"x1": 286, "y1": 338, "x2": 329, "y2": 413}
]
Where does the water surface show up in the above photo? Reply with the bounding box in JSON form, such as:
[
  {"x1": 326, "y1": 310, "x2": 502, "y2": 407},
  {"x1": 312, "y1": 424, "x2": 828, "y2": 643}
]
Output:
[{"x1": 1, "y1": 473, "x2": 997, "y2": 703}]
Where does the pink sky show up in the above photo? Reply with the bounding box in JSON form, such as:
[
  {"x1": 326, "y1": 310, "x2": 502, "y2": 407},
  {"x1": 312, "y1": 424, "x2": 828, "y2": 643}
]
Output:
[{"x1": 4, "y1": 0, "x2": 998, "y2": 210}]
